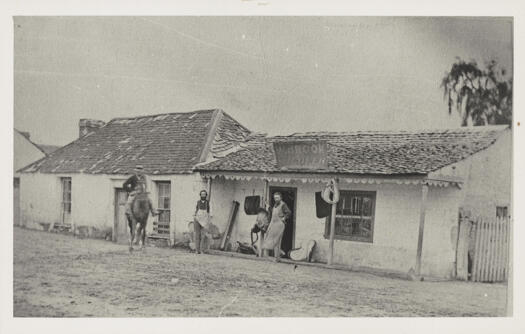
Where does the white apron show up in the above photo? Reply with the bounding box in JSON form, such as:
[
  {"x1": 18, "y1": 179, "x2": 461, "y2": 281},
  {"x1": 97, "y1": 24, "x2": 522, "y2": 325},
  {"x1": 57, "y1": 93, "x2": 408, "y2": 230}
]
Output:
[
  {"x1": 262, "y1": 203, "x2": 285, "y2": 250},
  {"x1": 195, "y1": 209, "x2": 210, "y2": 231}
]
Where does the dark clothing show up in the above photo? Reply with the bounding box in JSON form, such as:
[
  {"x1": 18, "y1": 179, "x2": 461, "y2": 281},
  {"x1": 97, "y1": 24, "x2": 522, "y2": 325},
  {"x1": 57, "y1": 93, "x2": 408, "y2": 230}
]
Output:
[
  {"x1": 268, "y1": 201, "x2": 291, "y2": 224},
  {"x1": 195, "y1": 200, "x2": 210, "y2": 213},
  {"x1": 123, "y1": 174, "x2": 146, "y2": 193}
]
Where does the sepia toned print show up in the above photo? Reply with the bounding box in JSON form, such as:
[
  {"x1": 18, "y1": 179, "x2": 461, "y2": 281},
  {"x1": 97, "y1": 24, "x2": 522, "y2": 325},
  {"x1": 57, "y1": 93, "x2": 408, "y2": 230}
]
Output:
[{"x1": 13, "y1": 16, "x2": 512, "y2": 317}]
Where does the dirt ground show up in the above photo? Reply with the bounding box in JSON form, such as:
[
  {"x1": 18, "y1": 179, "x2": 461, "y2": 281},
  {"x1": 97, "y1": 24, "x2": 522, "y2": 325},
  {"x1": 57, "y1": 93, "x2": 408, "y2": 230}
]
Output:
[{"x1": 13, "y1": 227, "x2": 508, "y2": 317}]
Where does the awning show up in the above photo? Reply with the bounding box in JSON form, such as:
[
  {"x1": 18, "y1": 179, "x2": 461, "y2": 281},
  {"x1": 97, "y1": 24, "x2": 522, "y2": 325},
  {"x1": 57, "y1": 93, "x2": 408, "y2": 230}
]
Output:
[{"x1": 200, "y1": 171, "x2": 463, "y2": 188}]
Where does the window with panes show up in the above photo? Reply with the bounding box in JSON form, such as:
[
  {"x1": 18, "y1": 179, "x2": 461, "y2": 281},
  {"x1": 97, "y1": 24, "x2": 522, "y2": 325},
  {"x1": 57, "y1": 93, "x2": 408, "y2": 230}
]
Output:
[
  {"x1": 324, "y1": 190, "x2": 376, "y2": 243},
  {"x1": 61, "y1": 177, "x2": 72, "y2": 214},
  {"x1": 155, "y1": 181, "x2": 171, "y2": 235}
]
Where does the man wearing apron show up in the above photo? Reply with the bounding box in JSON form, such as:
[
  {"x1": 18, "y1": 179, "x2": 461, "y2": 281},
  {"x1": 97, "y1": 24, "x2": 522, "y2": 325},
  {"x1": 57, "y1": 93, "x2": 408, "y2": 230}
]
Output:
[
  {"x1": 193, "y1": 190, "x2": 211, "y2": 254},
  {"x1": 262, "y1": 192, "x2": 291, "y2": 260}
]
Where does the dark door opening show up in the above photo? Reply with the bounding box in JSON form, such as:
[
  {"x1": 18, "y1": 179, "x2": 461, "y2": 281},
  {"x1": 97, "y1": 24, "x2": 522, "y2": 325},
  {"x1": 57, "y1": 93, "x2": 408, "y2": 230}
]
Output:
[{"x1": 269, "y1": 186, "x2": 296, "y2": 257}]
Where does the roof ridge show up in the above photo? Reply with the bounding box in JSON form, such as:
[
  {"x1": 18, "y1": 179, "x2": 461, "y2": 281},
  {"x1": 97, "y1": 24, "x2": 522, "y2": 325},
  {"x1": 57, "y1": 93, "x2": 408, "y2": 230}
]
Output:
[
  {"x1": 108, "y1": 108, "x2": 218, "y2": 123},
  {"x1": 282, "y1": 125, "x2": 509, "y2": 137},
  {"x1": 198, "y1": 109, "x2": 224, "y2": 163},
  {"x1": 219, "y1": 110, "x2": 252, "y2": 134}
]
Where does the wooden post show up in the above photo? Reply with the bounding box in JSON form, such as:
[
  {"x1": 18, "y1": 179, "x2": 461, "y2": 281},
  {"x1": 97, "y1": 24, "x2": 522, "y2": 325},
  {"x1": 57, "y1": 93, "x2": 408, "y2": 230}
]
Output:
[
  {"x1": 496, "y1": 217, "x2": 504, "y2": 281},
  {"x1": 206, "y1": 177, "x2": 212, "y2": 201},
  {"x1": 260, "y1": 179, "x2": 270, "y2": 257},
  {"x1": 472, "y1": 217, "x2": 482, "y2": 282},
  {"x1": 480, "y1": 218, "x2": 489, "y2": 281},
  {"x1": 415, "y1": 182, "x2": 429, "y2": 277},
  {"x1": 453, "y1": 211, "x2": 462, "y2": 278},
  {"x1": 506, "y1": 214, "x2": 512, "y2": 316},
  {"x1": 263, "y1": 179, "x2": 270, "y2": 209},
  {"x1": 327, "y1": 178, "x2": 338, "y2": 266}
]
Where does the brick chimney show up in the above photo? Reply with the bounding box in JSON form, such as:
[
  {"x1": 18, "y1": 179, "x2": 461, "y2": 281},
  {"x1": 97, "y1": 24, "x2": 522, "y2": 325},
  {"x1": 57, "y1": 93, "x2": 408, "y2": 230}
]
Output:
[{"x1": 79, "y1": 119, "x2": 105, "y2": 138}]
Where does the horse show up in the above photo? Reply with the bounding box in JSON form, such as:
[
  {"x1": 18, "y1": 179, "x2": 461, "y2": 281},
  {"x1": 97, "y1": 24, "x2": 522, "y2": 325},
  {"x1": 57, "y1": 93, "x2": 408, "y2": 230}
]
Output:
[{"x1": 128, "y1": 192, "x2": 156, "y2": 252}]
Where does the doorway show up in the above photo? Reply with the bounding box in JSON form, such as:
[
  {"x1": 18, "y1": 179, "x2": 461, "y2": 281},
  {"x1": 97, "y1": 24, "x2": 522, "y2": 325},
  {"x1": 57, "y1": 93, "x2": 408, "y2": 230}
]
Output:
[
  {"x1": 269, "y1": 186, "x2": 297, "y2": 257},
  {"x1": 114, "y1": 188, "x2": 129, "y2": 244}
]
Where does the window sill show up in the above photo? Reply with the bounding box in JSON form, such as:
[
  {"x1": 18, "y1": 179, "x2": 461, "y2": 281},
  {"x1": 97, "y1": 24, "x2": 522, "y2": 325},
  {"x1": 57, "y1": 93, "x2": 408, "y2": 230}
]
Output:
[{"x1": 323, "y1": 234, "x2": 373, "y2": 243}]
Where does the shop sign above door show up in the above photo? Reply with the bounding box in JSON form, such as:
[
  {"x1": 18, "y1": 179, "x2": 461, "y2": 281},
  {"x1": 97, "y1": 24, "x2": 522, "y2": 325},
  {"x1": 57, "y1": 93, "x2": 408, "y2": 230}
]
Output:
[{"x1": 273, "y1": 140, "x2": 328, "y2": 170}]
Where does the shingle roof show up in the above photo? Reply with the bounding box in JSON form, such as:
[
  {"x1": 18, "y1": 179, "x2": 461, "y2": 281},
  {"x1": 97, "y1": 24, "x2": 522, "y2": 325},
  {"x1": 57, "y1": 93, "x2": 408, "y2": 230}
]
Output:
[
  {"x1": 211, "y1": 112, "x2": 252, "y2": 157},
  {"x1": 21, "y1": 109, "x2": 251, "y2": 175},
  {"x1": 196, "y1": 125, "x2": 509, "y2": 175}
]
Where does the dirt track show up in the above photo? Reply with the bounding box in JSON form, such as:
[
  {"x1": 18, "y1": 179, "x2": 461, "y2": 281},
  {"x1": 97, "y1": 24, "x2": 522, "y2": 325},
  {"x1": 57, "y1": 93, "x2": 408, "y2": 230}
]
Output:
[{"x1": 13, "y1": 227, "x2": 508, "y2": 317}]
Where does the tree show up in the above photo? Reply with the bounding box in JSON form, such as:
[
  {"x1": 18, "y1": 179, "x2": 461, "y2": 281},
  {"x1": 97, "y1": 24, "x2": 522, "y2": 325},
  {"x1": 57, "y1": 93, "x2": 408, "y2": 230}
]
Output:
[{"x1": 441, "y1": 58, "x2": 512, "y2": 126}]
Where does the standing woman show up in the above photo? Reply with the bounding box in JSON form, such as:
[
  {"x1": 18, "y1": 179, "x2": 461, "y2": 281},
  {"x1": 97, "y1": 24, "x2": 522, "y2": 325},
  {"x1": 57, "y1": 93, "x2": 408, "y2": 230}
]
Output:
[
  {"x1": 262, "y1": 192, "x2": 291, "y2": 260},
  {"x1": 193, "y1": 190, "x2": 211, "y2": 254}
]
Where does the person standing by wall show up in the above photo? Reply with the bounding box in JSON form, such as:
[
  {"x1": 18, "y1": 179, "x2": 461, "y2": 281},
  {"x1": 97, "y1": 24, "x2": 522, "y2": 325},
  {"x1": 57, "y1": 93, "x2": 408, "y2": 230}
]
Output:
[
  {"x1": 193, "y1": 190, "x2": 211, "y2": 254},
  {"x1": 262, "y1": 192, "x2": 291, "y2": 260}
]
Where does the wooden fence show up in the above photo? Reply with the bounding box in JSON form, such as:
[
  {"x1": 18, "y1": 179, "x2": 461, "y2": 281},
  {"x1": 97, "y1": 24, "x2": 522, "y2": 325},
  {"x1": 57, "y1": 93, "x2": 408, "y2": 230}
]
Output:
[{"x1": 471, "y1": 216, "x2": 510, "y2": 283}]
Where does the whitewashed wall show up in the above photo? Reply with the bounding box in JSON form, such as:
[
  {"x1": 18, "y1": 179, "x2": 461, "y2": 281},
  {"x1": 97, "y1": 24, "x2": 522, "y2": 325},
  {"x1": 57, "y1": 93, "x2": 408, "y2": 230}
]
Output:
[
  {"x1": 207, "y1": 177, "x2": 462, "y2": 278},
  {"x1": 166, "y1": 173, "x2": 208, "y2": 242},
  {"x1": 422, "y1": 185, "x2": 464, "y2": 277},
  {"x1": 431, "y1": 130, "x2": 512, "y2": 219},
  {"x1": 19, "y1": 172, "x2": 62, "y2": 229},
  {"x1": 19, "y1": 172, "x2": 208, "y2": 245},
  {"x1": 20, "y1": 173, "x2": 117, "y2": 231}
]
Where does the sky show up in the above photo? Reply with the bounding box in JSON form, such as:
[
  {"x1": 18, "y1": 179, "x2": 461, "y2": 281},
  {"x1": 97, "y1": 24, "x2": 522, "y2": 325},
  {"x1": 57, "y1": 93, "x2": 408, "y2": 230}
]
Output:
[{"x1": 13, "y1": 16, "x2": 513, "y2": 146}]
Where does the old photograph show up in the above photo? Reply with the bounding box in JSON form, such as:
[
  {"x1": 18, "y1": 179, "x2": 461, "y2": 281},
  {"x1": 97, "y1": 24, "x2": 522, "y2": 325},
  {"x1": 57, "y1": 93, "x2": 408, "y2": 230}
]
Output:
[{"x1": 12, "y1": 16, "x2": 512, "y2": 318}]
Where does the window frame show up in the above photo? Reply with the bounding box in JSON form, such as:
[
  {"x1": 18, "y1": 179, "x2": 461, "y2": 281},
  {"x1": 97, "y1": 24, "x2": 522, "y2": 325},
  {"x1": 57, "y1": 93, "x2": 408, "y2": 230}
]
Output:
[
  {"x1": 154, "y1": 181, "x2": 171, "y2": 235},
  {"x1": 61, "y1": 177, "x2": 72, "y2": 214},
  {"x1": 324, "y1": 190, "x2": 376, "y2": 243}
]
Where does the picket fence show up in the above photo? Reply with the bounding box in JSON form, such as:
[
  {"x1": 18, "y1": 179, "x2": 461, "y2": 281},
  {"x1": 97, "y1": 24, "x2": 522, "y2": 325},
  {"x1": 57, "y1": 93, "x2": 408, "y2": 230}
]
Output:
[{"x1": 471, "y1": 216, "x2": 510, "y2": 282}]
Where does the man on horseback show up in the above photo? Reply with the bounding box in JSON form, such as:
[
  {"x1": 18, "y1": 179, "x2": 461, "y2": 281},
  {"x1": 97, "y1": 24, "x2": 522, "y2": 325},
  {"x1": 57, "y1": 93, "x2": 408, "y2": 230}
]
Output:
[
  {"x1": 123, "y1": 165, "x2": 149, "y2": 219},
  {"x1": 123, "y1": 165, "x2": 158, "y2": 250}
]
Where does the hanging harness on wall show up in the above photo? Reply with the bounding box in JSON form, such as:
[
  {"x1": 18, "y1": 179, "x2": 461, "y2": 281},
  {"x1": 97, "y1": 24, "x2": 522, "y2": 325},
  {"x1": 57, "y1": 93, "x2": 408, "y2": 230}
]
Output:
[
  {"x1": 315, "y1": 192, "x2": 332, "y2": 218},
  {"x1": 244, "y1": 195, "x2": 261, "y2": 215}
]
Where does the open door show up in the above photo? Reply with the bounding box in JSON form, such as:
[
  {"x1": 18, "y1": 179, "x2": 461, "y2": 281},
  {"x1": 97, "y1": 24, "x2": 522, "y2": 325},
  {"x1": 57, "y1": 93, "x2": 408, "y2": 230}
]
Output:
[{"x1": 269, "y1": 187, "x2": 297, "y2": 257}]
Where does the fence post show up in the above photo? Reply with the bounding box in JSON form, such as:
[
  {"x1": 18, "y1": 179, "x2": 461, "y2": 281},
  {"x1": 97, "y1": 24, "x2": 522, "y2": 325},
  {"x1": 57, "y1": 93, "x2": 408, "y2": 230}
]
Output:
[
  {"x1": 480, "y1": 219, "x2": 489, "y2": 282},
  {"x1": 472, "y1": 217, "x2": 482, "y2": 282},
  {"x1": 489, "y1": 220, "x2": 497, "y2": 282},
  {"x1": 485, "y1": 219, "x2": 493, "y2": 282},
  {"x1": 504, "y1": 216, "x2": 509, "y2": 281},
  {"x1": 496, "y1": 217, "x2": 504, "y2": 281}
]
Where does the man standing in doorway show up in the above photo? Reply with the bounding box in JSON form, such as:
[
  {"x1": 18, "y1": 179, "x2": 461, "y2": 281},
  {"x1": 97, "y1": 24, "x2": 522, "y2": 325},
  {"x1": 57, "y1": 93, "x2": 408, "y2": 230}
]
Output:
[
  {"x1": 262, "y1": 192, "x2": 291, "y2": 261},
  {"x1": 193, "y1": 190, "x2": 211, "y2": 254}
]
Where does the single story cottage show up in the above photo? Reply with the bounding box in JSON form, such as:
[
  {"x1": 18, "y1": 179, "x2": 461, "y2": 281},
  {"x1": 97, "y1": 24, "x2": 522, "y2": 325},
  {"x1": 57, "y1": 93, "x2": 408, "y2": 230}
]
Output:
[
  {"x1": 18, "y1": 109, "x2": 251, "y2": 243},
  {"x1": 196, "y1": 125, "x2": 511, "y2": 278}
]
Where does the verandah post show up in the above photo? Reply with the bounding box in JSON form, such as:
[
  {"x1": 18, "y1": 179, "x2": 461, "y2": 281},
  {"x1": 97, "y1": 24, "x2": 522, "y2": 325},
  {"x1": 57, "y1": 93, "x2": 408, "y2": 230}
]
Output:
[
  {"x1": 328, "y1": 178, "x2": 338, "y2": 266},
  {"x1": 415, "y1": 181, "x2": 429, "y2": 277},
  {"x1": 206, "y1": 176, "x2": 212, "y2": 201},
  {"x1": 260, "y1": 179, "x2": 270, "y2": 257}
]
